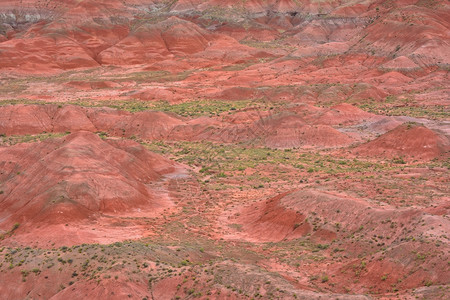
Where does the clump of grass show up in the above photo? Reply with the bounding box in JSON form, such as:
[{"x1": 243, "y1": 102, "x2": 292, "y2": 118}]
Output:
[
  {"x1": 0, "y1": 223, "x2": 20, "y2": 240},
  {"x1": 0, "y1": 132, "x2": 69, "y2": 146},
  {"x1": 151, "y1": 99, "x2": 269, "y2": 117}
]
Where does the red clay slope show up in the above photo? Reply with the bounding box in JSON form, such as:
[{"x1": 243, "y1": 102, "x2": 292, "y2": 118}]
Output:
[
  {"x1": 228, "y1": 189, "x2": 449, "y2": 291},
  {"x1": 354, "y1": 123, "x2": 450, "y2": 161},
  {"x1": 0, "y1": 131, "x2": 177, "y2": 230}
]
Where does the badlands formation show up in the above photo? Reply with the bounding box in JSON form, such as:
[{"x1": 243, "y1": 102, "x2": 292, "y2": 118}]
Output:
[{"x1": 0, "y1": 0, "x2": 449, "y2": 299}]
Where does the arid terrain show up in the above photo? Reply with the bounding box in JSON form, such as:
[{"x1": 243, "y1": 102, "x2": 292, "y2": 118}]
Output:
[{"x1": 0, "y1": 0, "x2": 449, "y2": 299}]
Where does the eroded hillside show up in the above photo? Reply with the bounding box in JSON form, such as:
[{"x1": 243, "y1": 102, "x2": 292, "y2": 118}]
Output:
[{"x1": 0, "y1": 1, "x2": 449, "y2": 299}]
